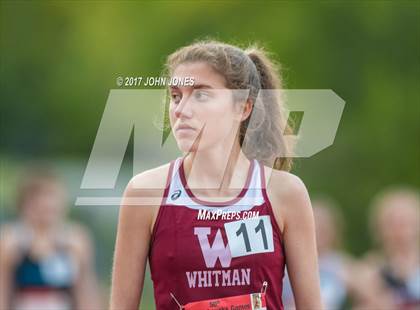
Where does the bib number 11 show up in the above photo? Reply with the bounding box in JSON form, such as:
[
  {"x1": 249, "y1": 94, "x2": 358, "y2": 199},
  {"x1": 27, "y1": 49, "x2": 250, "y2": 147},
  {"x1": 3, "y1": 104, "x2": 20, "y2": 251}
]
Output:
[{"x1": 224, "y1": 216, "x2": 274, "y2": 258}]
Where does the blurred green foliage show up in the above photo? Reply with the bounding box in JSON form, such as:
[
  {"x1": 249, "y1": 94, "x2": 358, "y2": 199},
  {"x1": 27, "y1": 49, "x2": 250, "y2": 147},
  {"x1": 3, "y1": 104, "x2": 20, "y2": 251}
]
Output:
[{"x1": 1, "y1": 1, "x2": 419, "y2": 308}]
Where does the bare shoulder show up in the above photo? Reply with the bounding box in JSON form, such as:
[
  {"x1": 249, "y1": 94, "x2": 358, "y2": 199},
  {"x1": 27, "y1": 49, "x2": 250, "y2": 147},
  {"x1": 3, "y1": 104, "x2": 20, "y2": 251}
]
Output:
[
  {"x1": 264, "y1": 166, "x2": 309, "y2": 201},
  {"x1": 127, "y1": 161, "x2": 172, "y2": 195},
  {"x1": 0, "y1": 223, "x2": 17, "y2": 244},
  {"x1": 263, "y1": 166, "x2": 313, "y2": 231},
  {"x1": 0, "y1": 223, "x2": 20, "y2": 262},
  {"x1": 118, "y1": 161, "x2": 173, "y2": 235}
]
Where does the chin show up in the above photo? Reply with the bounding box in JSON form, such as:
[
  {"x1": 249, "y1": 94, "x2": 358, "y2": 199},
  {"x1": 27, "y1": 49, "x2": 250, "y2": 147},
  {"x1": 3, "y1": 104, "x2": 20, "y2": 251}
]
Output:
[
  {"x1": 176, "y1": 134, "x2": 213, "y2": 153},
  {"x1": 177, "y1": 140, "x2": 196, "y2": 153}
]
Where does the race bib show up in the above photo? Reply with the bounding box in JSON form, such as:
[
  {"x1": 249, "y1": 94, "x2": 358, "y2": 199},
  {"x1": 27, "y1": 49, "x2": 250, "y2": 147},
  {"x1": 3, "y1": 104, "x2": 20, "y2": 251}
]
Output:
[
  {"x1": 172, "y1": 282, "x2": 268, "y2": 310},
  {"x1": 224, "y1": 216, "x2": 274, "y2": 258}
]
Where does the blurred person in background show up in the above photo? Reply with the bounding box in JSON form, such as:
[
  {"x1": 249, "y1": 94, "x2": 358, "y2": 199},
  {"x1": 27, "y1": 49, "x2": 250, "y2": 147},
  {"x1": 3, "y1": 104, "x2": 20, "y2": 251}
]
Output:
[
  {"x1": 356, "y1": 186, "x2": 420, "y2": 309},
  {"x1": 347, "y1": 259, "x2": 396, "y2": 310},
  {"x1": 282, "y1": 196, "x2": 352, "y2": 310},
  {"x1": 0, "y1": 167, "x2": 102, "y2": 310}
]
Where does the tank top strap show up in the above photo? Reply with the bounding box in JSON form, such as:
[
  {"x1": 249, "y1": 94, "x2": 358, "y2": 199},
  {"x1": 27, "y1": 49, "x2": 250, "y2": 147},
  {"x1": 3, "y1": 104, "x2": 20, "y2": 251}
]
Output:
[
  {"x1": 257, "y1": 160, "x2": 274, "y2": 207},
  {"x1": 257, "y1": 160, "x2": 285, "y2": 246},
  {"x1": 170, "y1": 156, "x2": 184, "y2": 191},
  {"x1": 160, "y1": 157, "x2": 179, "y2": 206}
]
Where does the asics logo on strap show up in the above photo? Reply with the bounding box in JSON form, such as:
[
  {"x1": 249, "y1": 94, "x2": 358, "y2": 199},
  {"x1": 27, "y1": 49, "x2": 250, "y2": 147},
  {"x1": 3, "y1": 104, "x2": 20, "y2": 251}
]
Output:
[{"x1": 171, "y1": 190, "x2": 182, "y2": 200}]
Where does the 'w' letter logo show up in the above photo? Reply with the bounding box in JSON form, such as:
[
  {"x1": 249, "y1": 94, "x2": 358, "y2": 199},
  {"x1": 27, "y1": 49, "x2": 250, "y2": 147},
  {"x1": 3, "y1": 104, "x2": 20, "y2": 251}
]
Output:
[{"x1": 194, "y1": 227, "x2": 232, "y2": 268}]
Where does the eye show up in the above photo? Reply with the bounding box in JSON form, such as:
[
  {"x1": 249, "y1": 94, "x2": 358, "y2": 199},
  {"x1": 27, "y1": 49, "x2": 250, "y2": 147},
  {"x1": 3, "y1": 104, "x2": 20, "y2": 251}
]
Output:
[
  {"x1": 171, "y1": 92, "x2": 182, "y2": 104},
  {"x1": 193, "y1": 90, "x2": 211, "y2": 102}
]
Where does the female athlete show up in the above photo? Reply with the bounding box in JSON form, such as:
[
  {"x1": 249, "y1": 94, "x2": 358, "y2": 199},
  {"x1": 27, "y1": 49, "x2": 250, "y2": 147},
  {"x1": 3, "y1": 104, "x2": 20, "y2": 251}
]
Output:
[
  {"x1": 0, "y1": 168, "x2": 102, "y2": 310},
  {"x1": 110, "y1": 40, "x2": 322, "y2": 309}
]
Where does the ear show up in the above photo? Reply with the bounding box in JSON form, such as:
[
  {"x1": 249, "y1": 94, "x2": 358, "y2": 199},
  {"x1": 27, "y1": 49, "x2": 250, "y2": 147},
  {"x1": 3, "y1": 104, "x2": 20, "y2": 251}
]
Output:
[{"x1": 240, "y1": 99, "x2": 253, "y2": 122}]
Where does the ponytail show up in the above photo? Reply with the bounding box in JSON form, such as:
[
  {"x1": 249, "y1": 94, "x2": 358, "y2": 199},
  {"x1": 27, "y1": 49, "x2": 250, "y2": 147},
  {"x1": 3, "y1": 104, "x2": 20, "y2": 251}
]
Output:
[{"x1": 242, "y1": 46, "x2": 294, "y2": 171}]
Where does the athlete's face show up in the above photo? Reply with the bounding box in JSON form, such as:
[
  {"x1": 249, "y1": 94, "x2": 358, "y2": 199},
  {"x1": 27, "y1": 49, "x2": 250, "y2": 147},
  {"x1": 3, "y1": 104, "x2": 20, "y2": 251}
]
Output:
[
  {"x1": 169, "y1": 62, "x2": 249, "y2": 154},
  {"x1": 377, "y1": 196, "x2": 419, "y2": 248},
  {"x1": 21, "y1": 181, "x2": 67, "y2": 228}
]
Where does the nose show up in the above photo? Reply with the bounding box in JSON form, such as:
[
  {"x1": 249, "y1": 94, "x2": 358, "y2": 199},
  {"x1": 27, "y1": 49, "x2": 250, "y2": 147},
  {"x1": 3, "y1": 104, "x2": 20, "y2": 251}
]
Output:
[{"x1": 174, "y1": 95, "x2": 193, "y2": 119}]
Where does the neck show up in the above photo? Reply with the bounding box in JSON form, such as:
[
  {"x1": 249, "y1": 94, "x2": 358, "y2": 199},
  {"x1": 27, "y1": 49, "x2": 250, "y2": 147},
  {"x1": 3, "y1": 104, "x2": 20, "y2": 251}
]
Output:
[
  {"x1": 183, "y1": 141, "x2": 251, "y2": 196},
  {"x1": 23, "y1": 218, "x2": 58, "y2": 236},
  {"x1": 385, "y1": 241, "x2": 418, "y2": 258}
]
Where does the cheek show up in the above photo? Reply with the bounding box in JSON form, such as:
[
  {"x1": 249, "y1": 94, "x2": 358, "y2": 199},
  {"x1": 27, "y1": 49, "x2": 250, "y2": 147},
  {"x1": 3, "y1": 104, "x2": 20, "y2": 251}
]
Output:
[
  {"x1": 203, "y1": 103, "x2": 238, "y2": 135},
  {"x1": 168, "y1": 105, "x2": 177, "y2": 127}
]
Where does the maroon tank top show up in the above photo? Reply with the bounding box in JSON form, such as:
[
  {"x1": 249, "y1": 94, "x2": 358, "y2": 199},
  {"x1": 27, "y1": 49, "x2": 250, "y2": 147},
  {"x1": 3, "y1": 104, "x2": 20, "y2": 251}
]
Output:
[{"x1": 149, "y1": 156, "x2": 285, "y2": 309}]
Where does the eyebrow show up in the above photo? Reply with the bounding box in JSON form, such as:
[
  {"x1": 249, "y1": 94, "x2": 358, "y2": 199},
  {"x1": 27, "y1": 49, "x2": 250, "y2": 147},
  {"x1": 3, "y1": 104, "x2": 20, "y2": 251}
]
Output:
[
  {"x1": 193, "y1": 83, "x2": 214, "y2": 89},
  {"x1": 170, "y1": 83, "x2": 214, "y2": 91}
]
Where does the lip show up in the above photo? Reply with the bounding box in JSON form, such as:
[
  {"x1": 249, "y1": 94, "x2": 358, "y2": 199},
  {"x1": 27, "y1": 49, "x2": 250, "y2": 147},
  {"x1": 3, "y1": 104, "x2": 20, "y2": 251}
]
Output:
[{"x1": 176, "y1": 124, "x2": 196, "y2": 131}]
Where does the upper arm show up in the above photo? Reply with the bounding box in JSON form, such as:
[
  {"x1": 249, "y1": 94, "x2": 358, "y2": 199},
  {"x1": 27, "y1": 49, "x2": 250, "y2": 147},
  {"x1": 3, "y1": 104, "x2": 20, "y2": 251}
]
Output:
[
  {"x1": 109, "y1": 164, "x2": 169, "y2": 310},
  {"x1": 70, "y1": 224, "x2": 102, "y2": 309},
  {"x1": 267, "y1": 170, "x2": 322, "y2": 309},
  {"x1": 0, "y1": 225, "x2": 18, "y2": 310}
]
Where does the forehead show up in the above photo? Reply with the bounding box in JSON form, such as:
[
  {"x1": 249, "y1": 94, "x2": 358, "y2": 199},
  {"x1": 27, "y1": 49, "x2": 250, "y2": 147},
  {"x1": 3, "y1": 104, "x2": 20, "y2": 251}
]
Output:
[
  {"x1": 172, "y1": 62, "x2": 226, "y2": 88},
  {"x1": 380, "y1": 203, "x2": 417, "y2": 222}
]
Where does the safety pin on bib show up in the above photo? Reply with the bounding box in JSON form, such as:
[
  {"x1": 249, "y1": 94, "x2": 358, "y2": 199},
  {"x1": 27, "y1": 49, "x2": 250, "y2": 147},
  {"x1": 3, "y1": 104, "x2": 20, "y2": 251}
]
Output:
[{"x1": 261, "y1": 281, "x2": 268, "y2": 294}]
